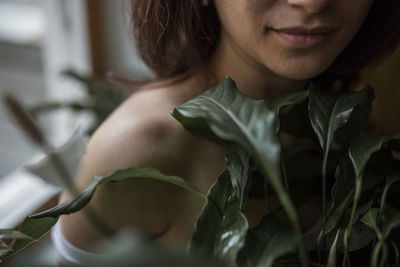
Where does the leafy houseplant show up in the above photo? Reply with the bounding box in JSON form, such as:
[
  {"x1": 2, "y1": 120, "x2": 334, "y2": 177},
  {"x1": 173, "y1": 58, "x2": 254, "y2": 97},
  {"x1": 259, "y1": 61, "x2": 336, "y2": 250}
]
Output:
[
  {"x1": 1, "y1": 77, "x2": 400, "y2": 266},
  {"x1": 29, "y1": 70, "x2": 128, "y2": 135}
]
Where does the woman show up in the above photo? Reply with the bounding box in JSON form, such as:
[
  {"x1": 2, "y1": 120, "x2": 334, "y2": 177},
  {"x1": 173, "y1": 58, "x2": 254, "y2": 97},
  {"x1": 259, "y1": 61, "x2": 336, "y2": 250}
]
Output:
[{"x1": 55, "y1": 0, "x2": 400, "y2": 260}]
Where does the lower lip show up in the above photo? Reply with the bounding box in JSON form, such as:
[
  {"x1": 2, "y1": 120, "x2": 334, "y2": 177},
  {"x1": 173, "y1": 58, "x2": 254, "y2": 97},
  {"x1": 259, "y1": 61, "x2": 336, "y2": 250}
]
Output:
[{"x1": 274, "y1": 31, "x2": 333, "y2": 48}]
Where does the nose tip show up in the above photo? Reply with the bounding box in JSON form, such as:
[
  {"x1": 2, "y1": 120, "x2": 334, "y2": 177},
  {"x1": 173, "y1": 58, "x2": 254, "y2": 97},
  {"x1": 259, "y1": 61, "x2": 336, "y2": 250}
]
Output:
[{"x1": 287, "y1": 0, "x2": 331, "y2": 13}]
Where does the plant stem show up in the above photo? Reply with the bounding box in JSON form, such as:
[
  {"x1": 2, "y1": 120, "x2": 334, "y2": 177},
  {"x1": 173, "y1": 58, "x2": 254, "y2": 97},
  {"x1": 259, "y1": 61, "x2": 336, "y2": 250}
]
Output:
[
  {"x1": 281, "y1": 155, "x2": 290, "y2": 194},
  {"x1": 3, "y1": 94, "x2": 113, "y2": 236},
  {"x1": 342, "y1": 178, "x2": 362, "y2": 267},
  {"x1": 44, "y1": 145, "x2": 113, "y2": 236},
  {"x1": 390, "y1": 240, "x2": 399, "y2": 265},
  {"x1": 259, "y1": 159, "x2": 308, "y2": 267},
  {"x1": 322, "y1": 150, "x2": 328, "y2": 221},
  {"x1": 318, "y1": 149, "x2": 329, "y2": 262},
  {"x1": 371, "y1": 241, "x2": 382, "y2": 267},
  {"x1": 279, "y1": 192, "x2": 308, "y2": 267},
  {"x1": 378, "y1": 242, "x2": 388, "y2": 267}
]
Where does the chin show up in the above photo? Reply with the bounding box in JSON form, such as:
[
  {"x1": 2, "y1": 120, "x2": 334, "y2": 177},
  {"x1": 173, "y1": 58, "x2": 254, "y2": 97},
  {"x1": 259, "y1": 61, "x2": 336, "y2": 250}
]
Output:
[{"x1": 273, "y1": 61, "x2": 332, "y2": 81}]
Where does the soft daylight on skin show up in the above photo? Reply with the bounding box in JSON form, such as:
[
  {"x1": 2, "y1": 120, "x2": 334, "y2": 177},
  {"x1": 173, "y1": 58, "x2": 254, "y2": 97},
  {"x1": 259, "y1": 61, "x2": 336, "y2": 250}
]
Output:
[
  {"x1": 210, "y1": 0, "x2": 374, "y2": 98},
  {"x1": 59, "y1": 0, "x2": 381, "y2": 255}
]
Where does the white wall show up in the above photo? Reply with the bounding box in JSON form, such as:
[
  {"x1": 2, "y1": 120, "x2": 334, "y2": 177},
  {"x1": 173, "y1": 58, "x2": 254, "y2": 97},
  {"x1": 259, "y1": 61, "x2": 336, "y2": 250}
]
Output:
[
  {"x1": 99, "y1": 0, "x2": 152, "y2": 79},
  {"x1": 42, "y1": 0, "x2": 92, "y2": 144}
]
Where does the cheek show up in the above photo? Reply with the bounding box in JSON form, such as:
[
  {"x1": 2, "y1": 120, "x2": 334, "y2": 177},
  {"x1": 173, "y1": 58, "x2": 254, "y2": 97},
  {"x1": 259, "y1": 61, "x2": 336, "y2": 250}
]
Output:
[
  {"x1": 339, "y1": 0, "x2": 374, "y2": 41},
  {"x1": 214, "y1": 0, "x2": 267, "y2": 34}
]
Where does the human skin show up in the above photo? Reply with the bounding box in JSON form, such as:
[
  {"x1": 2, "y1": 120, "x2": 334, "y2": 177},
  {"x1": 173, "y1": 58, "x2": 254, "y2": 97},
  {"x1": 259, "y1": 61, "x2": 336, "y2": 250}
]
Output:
[
  {"x1": 210, "y1": 0, "x2": 374, "y2": 99},
  {"x1": 60, "y1": 0, "x2": 375, "y2": 250}
]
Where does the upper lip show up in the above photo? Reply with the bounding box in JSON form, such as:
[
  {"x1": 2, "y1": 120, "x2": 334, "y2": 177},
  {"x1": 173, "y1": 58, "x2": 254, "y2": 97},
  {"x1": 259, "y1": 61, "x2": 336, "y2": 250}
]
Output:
[{"x1": 272, "y1": 26, "x2": 336, "y2": 34}]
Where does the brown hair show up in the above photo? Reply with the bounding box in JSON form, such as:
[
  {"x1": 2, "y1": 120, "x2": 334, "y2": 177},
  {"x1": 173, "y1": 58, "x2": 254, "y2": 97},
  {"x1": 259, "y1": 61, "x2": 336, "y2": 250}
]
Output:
[{"x1": 131, "y1": 0, "x2": 400, "y2": 88}]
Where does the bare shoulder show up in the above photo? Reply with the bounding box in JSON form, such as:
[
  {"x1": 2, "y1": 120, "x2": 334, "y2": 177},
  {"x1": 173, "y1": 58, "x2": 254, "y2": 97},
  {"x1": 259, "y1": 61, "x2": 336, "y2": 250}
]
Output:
[
  {"x1": 82, "y1": 82, "x2": 197, "y2": 175},
  {"x1": 59, "y1": 77, "x2": 215, "y2": 249}
]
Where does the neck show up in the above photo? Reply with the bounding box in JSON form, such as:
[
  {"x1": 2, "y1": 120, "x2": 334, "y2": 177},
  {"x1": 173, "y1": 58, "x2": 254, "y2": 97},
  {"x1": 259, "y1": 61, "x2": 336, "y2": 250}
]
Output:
[{"x1": 205, "y1": 34, "x2": 308, "y2": 99}]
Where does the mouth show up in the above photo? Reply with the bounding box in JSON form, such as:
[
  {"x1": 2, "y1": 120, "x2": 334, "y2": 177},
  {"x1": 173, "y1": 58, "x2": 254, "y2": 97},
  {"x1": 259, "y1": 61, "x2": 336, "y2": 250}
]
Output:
[{"x1": 270, "y1": 26, "x2": 336, "y2": 48}]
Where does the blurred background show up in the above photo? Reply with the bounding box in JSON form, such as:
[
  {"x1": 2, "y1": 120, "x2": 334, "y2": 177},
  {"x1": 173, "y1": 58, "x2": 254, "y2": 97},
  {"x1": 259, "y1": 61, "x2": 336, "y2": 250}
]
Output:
[
  {"x1": 0, "y1": 0, "x2": 151, "y2": 179},
  {"x1": 0, "y1": 1, "x2": 151, "y2": 265}
]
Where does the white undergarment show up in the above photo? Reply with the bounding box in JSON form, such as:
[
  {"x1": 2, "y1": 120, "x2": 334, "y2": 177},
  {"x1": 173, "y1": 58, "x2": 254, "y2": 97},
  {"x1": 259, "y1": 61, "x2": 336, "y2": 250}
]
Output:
[{"x1": 51, "y1": 222, "x2": 99, "y2": 266}]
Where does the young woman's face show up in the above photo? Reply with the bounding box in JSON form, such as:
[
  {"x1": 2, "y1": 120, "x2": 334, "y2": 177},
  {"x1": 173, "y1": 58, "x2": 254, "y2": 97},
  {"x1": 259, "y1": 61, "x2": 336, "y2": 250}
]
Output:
[{"x1": 213, "y1": 0, "x2": 374, "y2": 80}]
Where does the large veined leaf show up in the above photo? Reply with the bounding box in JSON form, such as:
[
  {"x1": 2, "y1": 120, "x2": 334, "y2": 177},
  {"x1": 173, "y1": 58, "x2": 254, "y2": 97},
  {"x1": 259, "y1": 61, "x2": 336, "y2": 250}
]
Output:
[
  {"x1": 189, "y1": 171, "x2": 248, "y2": 266},
  {"x1": 171, "y1": 77, "x2": 281, "y2": 170},
  {"x1": 349, "y1": 135, "x2": 400, "y2": 179},
  {"x1": 334, "y1": 86, "x2": 375, "y2": 147},
  {"x1": 172, "y1": 77, "x2": 307, "y2": 265},
  {"x1": 309, "y1": 85, "x2": 374, "y2": 156},
  {"x1": 237, "y1": 213, "x2": 297, "y2": 267},
  {"x1": 308, "y1": 84, "x2": 374, "y2": 218},
  {"x1": 31, "y1": 167, "x2": 205, "y2": 218},
  {"x1": 226, "y1": 145, "x2": 252, "y2": 209}
]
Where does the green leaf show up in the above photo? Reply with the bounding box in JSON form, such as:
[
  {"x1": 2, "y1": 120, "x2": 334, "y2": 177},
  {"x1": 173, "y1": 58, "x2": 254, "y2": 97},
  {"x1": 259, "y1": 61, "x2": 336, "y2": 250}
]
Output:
[
  {"x1": 325, "y1": 135, "x2": 400, "y2": 236},
  {"x1": 237, "y1": 213, "x2": 297, "y2": 267},
  {"x1": 309, "y1": 85, "x2": 373, "y2": 156},
  {"x1": 265, "y1": 90, "x2": 309, "y2": 114},
  {"x1": 280, "y1": 100, "x2": 314, "y2": 139},
  {"x1": 381, "y1": 205, "x2": 400, "y2": 239},
  {"x1": 361, "y1": 208, "x2": 381, "y2": 238},
  {"x1": 172, "y1": 77, "x2": 307, "y2": 266},
  {"x1": 2, "y1": 167, "x2": 205, "y2": 261},
  {"x1": 348, "y1": 134, "x2": 399, "y2": 180},
  {"x1": 1, "y1": 217, "x2": 58, "y2": 260},
  {"x1": 380, "y1": 171, "x2": 400, "y2": 211},
  {"x1": 171, "y1": 77, "x2": 281, "y2": 170},
  {"x1": 323, "y1": 159, "x2": 355, "y2": 235},
  {"x1": 226, "y1": 145, "x2": 252, "y2": 209},
  {"x1": 189, "y1": 171, "x2": 248, "y2": 266},
  {"x1": 334, "y1": 86, "x2": 375, "y2": 147},
  {"x1": 361, "y1": 205, "x2": 400, "y2": 243},
  {"x1": 349, "y1": 136, "x2": 388, "y2": 179},
  {"x1": 31, "y1": 167, "x2": 205, "y2": 219},
  {"x1": 283, "y1": 145, "x2": 337, "y2": 207},
  {"x1": 265, "y1": 90, "x2": 309, "y2": 132},
  {"x1": 340, "y1": 135, "x2": 399, "y2": 265},
  {"x1": 324, "y1": 171, "x2": 378, "y2": 237},
  {"x1": 309, "y1": 84, "x2": 374, "y2": 219},
  {"x1": 337, "y1": 223, "x2": 375, "y2": 252}
]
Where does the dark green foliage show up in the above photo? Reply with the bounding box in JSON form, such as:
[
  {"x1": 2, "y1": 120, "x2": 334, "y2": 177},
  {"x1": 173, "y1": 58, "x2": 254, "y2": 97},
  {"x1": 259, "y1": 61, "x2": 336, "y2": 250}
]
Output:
[
  {"x1": 189, "y1": 171, "x2": 248, "y2": 266},
  {"x1": 237, "y1": 213, "x2": 297, "y2": 267},
  {"x1": 2, "y1": 76, "x2": 400, "y2": 267}
]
